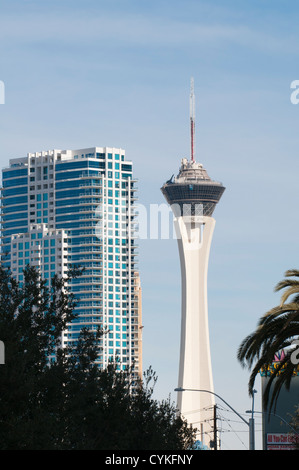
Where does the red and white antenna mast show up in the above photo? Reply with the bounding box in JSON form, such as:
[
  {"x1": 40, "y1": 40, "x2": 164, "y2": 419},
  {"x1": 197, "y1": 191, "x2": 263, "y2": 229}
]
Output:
[{"x1": 190, "y1": 77, "x2": 195, "y2": 163}]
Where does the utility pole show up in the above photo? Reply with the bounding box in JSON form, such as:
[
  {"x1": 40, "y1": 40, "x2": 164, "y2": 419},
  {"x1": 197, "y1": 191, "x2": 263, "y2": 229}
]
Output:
[
  {"x1": 213, "y1": 404, "x2": 218, "y2": 450},
  {"x1": 175, "y1": 387, "x2": 255, "y2": 450}
]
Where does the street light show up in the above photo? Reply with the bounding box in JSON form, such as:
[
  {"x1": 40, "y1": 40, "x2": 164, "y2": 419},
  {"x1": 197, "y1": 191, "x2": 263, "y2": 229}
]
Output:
[
  {"x1": 174, "y1": 387, "x2": 256, "y2": 450},
  {"x1": 249, "y1": 389, "x2": 257, "y2": 451}
]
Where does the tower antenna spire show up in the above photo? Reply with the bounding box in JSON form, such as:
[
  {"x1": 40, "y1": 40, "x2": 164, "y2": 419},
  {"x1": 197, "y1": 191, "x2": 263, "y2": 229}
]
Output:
[{"x1": 190, "y1": 77, "x2": 195, "y2": 163}]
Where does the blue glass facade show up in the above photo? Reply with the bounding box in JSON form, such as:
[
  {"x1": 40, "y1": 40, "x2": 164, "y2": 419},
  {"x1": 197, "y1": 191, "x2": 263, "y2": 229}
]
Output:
[
  {"x1": 1, "y1": 166, "x2": 29, "y2": 266},
  {"x1": 0, "y1": 148, "x2": 142, "y2": 377}
]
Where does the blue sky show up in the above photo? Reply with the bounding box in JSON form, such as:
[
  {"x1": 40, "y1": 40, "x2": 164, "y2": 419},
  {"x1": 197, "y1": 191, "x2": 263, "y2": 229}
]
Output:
[{"x1": 1, "y1": 0, "x2": 299, "y2": 449}]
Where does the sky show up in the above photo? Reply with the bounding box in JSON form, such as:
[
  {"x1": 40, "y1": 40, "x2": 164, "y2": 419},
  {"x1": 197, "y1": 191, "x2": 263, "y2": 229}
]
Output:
[{"x1": 1, "y1": 0, "x2": 299, "y2": 450}]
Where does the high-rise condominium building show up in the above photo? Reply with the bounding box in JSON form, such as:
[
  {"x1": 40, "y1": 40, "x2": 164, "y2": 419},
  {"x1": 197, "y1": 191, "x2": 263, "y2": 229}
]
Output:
[{"x1": 0, "y1": 147, "x2": 142, "y2": 378}]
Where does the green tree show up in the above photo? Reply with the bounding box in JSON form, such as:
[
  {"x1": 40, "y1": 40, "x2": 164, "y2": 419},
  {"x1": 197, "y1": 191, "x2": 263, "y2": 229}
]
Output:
[
  {"x1": 0, "y1": 265, "x2": 196, "y2": 450},
  {"x1": 0, "y1": 264, "x2": 80, "y2": 449},
  {"x1": 237, "y1": 269, "x2": 299, "y2": 411}
]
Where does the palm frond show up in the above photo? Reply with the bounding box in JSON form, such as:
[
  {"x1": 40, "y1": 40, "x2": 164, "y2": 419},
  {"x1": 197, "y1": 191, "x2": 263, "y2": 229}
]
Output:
[
  {"x1": 284, "y1": 269, "x2": 299, "y2": 278},
  {"x1": 275, "y1": 283, "x2": 299, "y2": 306},
  {"x1": 238, "y1": 268, "x2": 299, "y2": 412}
]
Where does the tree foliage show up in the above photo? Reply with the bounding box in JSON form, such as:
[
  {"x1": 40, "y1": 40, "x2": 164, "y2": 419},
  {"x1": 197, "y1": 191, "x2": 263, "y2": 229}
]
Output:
[
  {"x1": 0, "y1": 265, "x2": 196, "y2": 450},
  {"x1": 237, "y1": 269, "x2": 299, "y2": 411}
]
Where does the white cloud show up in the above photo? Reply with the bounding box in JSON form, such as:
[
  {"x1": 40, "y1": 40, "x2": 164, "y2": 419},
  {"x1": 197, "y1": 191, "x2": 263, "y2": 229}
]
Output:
[{"x1": 0, "y1": 9, "x2": 296, "y2": 56}]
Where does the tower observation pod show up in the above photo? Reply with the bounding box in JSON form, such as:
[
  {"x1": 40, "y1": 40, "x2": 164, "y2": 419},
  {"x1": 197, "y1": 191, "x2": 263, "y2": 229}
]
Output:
[{"x1": 161, "y1": 80, "x2": 225, "y2": 448}]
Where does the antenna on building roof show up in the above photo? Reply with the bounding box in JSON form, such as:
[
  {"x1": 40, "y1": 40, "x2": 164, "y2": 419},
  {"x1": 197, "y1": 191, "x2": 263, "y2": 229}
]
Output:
[{"x1": 190, "y1": 77, "x2": 195, "y2": 163}]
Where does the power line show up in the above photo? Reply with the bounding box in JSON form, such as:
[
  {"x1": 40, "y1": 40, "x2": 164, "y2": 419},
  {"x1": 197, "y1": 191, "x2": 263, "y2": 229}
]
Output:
[
  {"x1": 177, "y1": 399, "x2": 259, "y2": 450},
  {"x1": 217, "y1": 408, "x2": 248, "y2": 450}
]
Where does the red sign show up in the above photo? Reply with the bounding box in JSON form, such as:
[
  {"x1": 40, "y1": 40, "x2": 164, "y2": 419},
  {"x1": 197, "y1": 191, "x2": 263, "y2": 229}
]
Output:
[{"x1": 267, "y1": 433, "x2": 298, "y2": 450}]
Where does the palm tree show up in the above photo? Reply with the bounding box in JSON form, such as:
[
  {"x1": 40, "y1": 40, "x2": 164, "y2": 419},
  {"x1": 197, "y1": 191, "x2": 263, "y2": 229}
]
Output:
[{"x1": 237, "y1": 269, "x2": 299, "y2": 412}]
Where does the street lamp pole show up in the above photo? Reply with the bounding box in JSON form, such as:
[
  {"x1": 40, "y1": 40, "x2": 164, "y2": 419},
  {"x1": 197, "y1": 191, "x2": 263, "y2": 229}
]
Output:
[
  {"x1": 175, "y1": 387, "x2": 255, "y2": 450},
  {"x1": 248, "y1": 390, "x2": 257, "y2": 451}
]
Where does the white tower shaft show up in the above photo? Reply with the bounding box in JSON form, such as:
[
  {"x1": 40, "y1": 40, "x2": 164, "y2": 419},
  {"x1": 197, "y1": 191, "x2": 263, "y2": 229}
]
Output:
[{"x1": 174, "y1": 214, "x2": 216, "y2": 444}]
